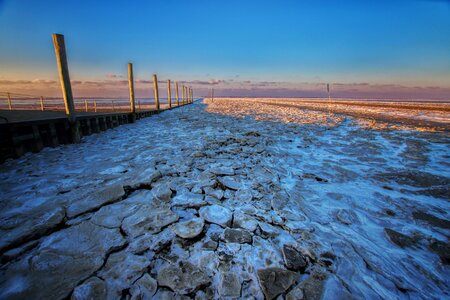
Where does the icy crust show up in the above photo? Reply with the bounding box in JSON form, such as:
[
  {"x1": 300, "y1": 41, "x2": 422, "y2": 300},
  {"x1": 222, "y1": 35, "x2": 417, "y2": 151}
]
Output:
[{"x1": 0, "y1": 100, "x2": 449, "y2": 299}]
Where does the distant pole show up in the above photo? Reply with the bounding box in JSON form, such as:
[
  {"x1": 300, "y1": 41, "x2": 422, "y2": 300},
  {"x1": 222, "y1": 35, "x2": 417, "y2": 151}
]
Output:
[
  {"x1": 85, "y1": 99, "x2": 88, "y2": 112},
  {"x1": 128, "y1": 63, "x2": 136, "y2": 114},
  {"x1": 138, "y1": 100, "x2": 141, "y2": 111},
  {"x1": 94, "y1": 100, "x2": 97, "y2": 112},
  {"x1": 153, "y1": 74, "x2": 160, "y2": 112},
  {"x1": 190, "y1": 88, "x2": 192, "y2": 103},
  {"x1": 168, "y1": 79, "x2": 172, "y2": 108},
  {"x1": 52, "y1": 34, "x2": 76, "y2": 121},
  {"x1": 7, "y1": 92, "x2": 12, "y2": 110},
  {"x1": 40, "y1": 96, "x2": 45, "y2": 111},
  {"x1": 327, "y1": 83, "x2": 331, "y2": 101},
  {"x1": 52, "y1": 33, "x2": 80, "y2": 142},
  {"x1": 212, "y1": 88, "x2": 214, "y2": 102},
  {"x1": 112, "y1": 100, "x2": 115, "y2": 112},
  {"x1": 182, "y1": 85, "x2": 185, "y2": 105},
  {"x1": 176, "y1": 82, "x2": 180, "y2": 106}
]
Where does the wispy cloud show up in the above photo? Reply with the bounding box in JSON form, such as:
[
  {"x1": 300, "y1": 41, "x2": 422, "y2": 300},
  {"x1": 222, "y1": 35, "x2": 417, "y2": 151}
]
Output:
[{"x1": 1, "y1": 78, "x2": 449, "y2": 99}]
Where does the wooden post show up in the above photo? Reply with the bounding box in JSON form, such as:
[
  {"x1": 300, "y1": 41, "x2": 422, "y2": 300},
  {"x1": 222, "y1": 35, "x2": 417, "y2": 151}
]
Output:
[
  {"x1": 52, "y1": 34, "x2": 76, "y2": 120},
  {"x1": 94, "y1": 100, "x2": 97, "y2": 112},
  {"x1": 85, "y1": 99, "x2": 88, "y2": 112},
  {"x1": 176, "y1": 82, "x2": 180, "y2": 106},
  {"x1": 40, "y1": 96, "x2": 45, "y2": 111},
  {"x1": 138, "y1": 100, "x2": 141, "y2": 111},
  {"x1": 52, "y1": 33, "x2": 80, "y2": 143},
  {"x1": 153, "y1": 74, "x2": 160, "y2": 112},
  {"x1": 167, "y1": 79, "x2": 172, "y2": 108},
  {"x1": 7, "y1": 92, "x2": 12, "y2": 110},
  {"x1": 212, "y1": 88, "x2": 214, "y2": 102},
  {"x1": 112, "y1": 100, "x2": 115, "y2": 112},
  {"x1": 186, "y1": 86, "x2": 189, "y2": 104},
  {"x1": 182, "y1": 85, "x2": 185, "y2": 105},
  {"x1": 128, "y1": 63, "x2": 136, "y2": 114}
]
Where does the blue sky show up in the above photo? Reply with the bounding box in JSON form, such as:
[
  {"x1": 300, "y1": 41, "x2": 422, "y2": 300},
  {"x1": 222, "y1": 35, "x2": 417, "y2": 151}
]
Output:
[{"x1": 0, "y1": 0, "x2": 449, "y2": 98}]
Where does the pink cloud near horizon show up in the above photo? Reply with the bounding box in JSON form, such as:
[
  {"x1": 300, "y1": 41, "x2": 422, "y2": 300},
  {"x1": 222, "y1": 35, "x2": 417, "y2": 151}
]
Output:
[{"x1": 1, "y1": 78, "x2": 449, "y2": 100}]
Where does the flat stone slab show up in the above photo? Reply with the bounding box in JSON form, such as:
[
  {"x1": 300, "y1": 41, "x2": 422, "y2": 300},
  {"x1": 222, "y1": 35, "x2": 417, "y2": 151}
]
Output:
[
  {"x1": 172, "y1": 217, "x2": 205, "y2": 239},
  {"x1": 172, "y1": 192, "x2": 206, "y2": 208},
  {"x1": 157, "y1": 261, "x2": 210, "y2": 294},
  {"x1": 224, "y1": 228, "x2": 253, "y2": 244},
  {"x1": 66, "y1": 184, "x2": 125, "y2": 218},
  {"x1": 282, "y1": 245, "x2": 307, "y2": 272},
  {"x1": 0, "y1": 221, "x2": 126, "y2": 299},
  {"x1": 257, "y1": 267, "x2": 298, "y2": 300},
  {"x1": 0, "y1": 206, "x2": 65, "y2": 252},
  {"x1": 217, "y1": 176, "x2": 241, "y2": 190},
  {"x1": 219, "y1": 272, "x2": 242, "y2": 297},
  {"x1": 200, "y1": 205, "x2": 233, "y2": 227},
  {"x1": 122, "y1": 205, "x2": 179, "y2": 237}
]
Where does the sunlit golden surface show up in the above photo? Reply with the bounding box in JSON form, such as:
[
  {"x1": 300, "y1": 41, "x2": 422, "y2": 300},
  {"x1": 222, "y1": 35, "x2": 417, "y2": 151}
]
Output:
[{"x1": 205, "y1": 98, "x2": 450, "y2": 132}]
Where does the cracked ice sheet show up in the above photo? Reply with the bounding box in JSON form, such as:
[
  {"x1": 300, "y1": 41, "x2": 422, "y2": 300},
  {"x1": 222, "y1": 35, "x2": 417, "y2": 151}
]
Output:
[
  {"x1": 206, "y1": 99, "x2": 450, "y2": 298},
  {"x1": 0, "y1": 99, "x2": 449, "y2": 299}
]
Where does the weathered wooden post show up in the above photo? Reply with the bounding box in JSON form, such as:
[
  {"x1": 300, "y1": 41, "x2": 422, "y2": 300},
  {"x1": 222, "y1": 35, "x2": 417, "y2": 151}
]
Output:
[
  {"x1": 212, "y1": 88, "x2": 214, "y2": 102},
  {"x1": 182, "y1": 85, "x2": 185, "y2": 105},
  {"x1": 153, "y1": 74, "x2": 160, "y2": 112},
  {"x1": 94, "y1": 100, "x2": 97, "y2": 112},
  {"x1": 176, "y1": 82, "x2": 180, "y2": 106},
  {"x1": 52, "y1": 33, "x2": 80, "y2": 142},
  {"x1": 7, "y1": 92, "x2": 12, "y2": 110},
  {"x1": 40, "y1": 96, "x2": 45, "y2": 111},
  {"x1": 187, "y1": 86, "x2": 190, "y2": 104},
  {"x1": 167, "y1": 79, "x2": 172, "y2": 108},
  {"x1": 128, "y1": 63, "x2": 136, "y2": 122},
  {"x1": 85, "y1": 99, "x2": 88, "y2": 112}
]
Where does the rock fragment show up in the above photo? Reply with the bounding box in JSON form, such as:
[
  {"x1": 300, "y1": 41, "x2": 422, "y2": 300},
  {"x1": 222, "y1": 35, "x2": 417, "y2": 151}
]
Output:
[
  {"x1": 257, "y1": 267, "x2": 297, "y2": 300},
  {"x1": 71, "y1": 277, "x2": 107, "y2": 300},
  {"x1": 66, "y1": 184, "x2": 125, "y2": 218},
  {"x1": 429, "y1": 239, "x2": 450, "y2": 264},
  {"x1": 129, "y1": 274, "x2": 157, "y2": 300},
  {"x1": 384, "y1": 228, "x2": 416, "y2": 248},
  {"x1": 219, "y1": 272, "x2": 242, "y2": 298},
  {"x1": 122, "y1": 206, "x2": 179, "y2": 237},
  {"x1": 218, "y1": 176, "x2": 241, "y2": 190},
  {"x1": 233, "y1": 211, "x2": 258, "y2": 232},
  {"x1": 98, "y1": 251, "x2": 151, "y2": 299},
  {"x1": 224, "y1": 228, "x2": 253, "y2": 244},
  {"x1": 172, "y1": 192, "x2": 206, "y2": 208},
  {"x1": 157, "y1": 261, "x2": 210, "y2": 294},
  {"x1": 200, "y1": 205, "x2": 232, "y2": 227},
  {"x1": 210, "y1": 166, "x2": 235, "y2": 176},
  {"x1": 0, "y1": 206, "x2": 65, "y2": 252},
  {"x1": 336, "y1": 209, "x2": 359, "y2": 225},
  {"x1": 152, "y1": 184, "x2": 172, "y2": 202},
  {"x1": 172, "y1": 217, "x2": 205, "y2": 239},
  {"x1": 282, "y1": 245, "x2": 307, "y2": 272},
  {"x1": 0, "y1": 221, "x2": 125, "y2": 300}
]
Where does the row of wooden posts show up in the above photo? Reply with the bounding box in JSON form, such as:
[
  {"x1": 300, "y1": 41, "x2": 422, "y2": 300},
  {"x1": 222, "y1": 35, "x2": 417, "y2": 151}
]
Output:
[{"x1": 51, "y1": 33, "x2": 194, "y2": 142}]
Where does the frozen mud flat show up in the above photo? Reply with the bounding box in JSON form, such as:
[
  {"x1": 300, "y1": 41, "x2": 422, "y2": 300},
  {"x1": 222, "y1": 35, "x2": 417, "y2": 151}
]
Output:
[{"x1": 0, "y1": 99, "x2": 449, "y2": 299}]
